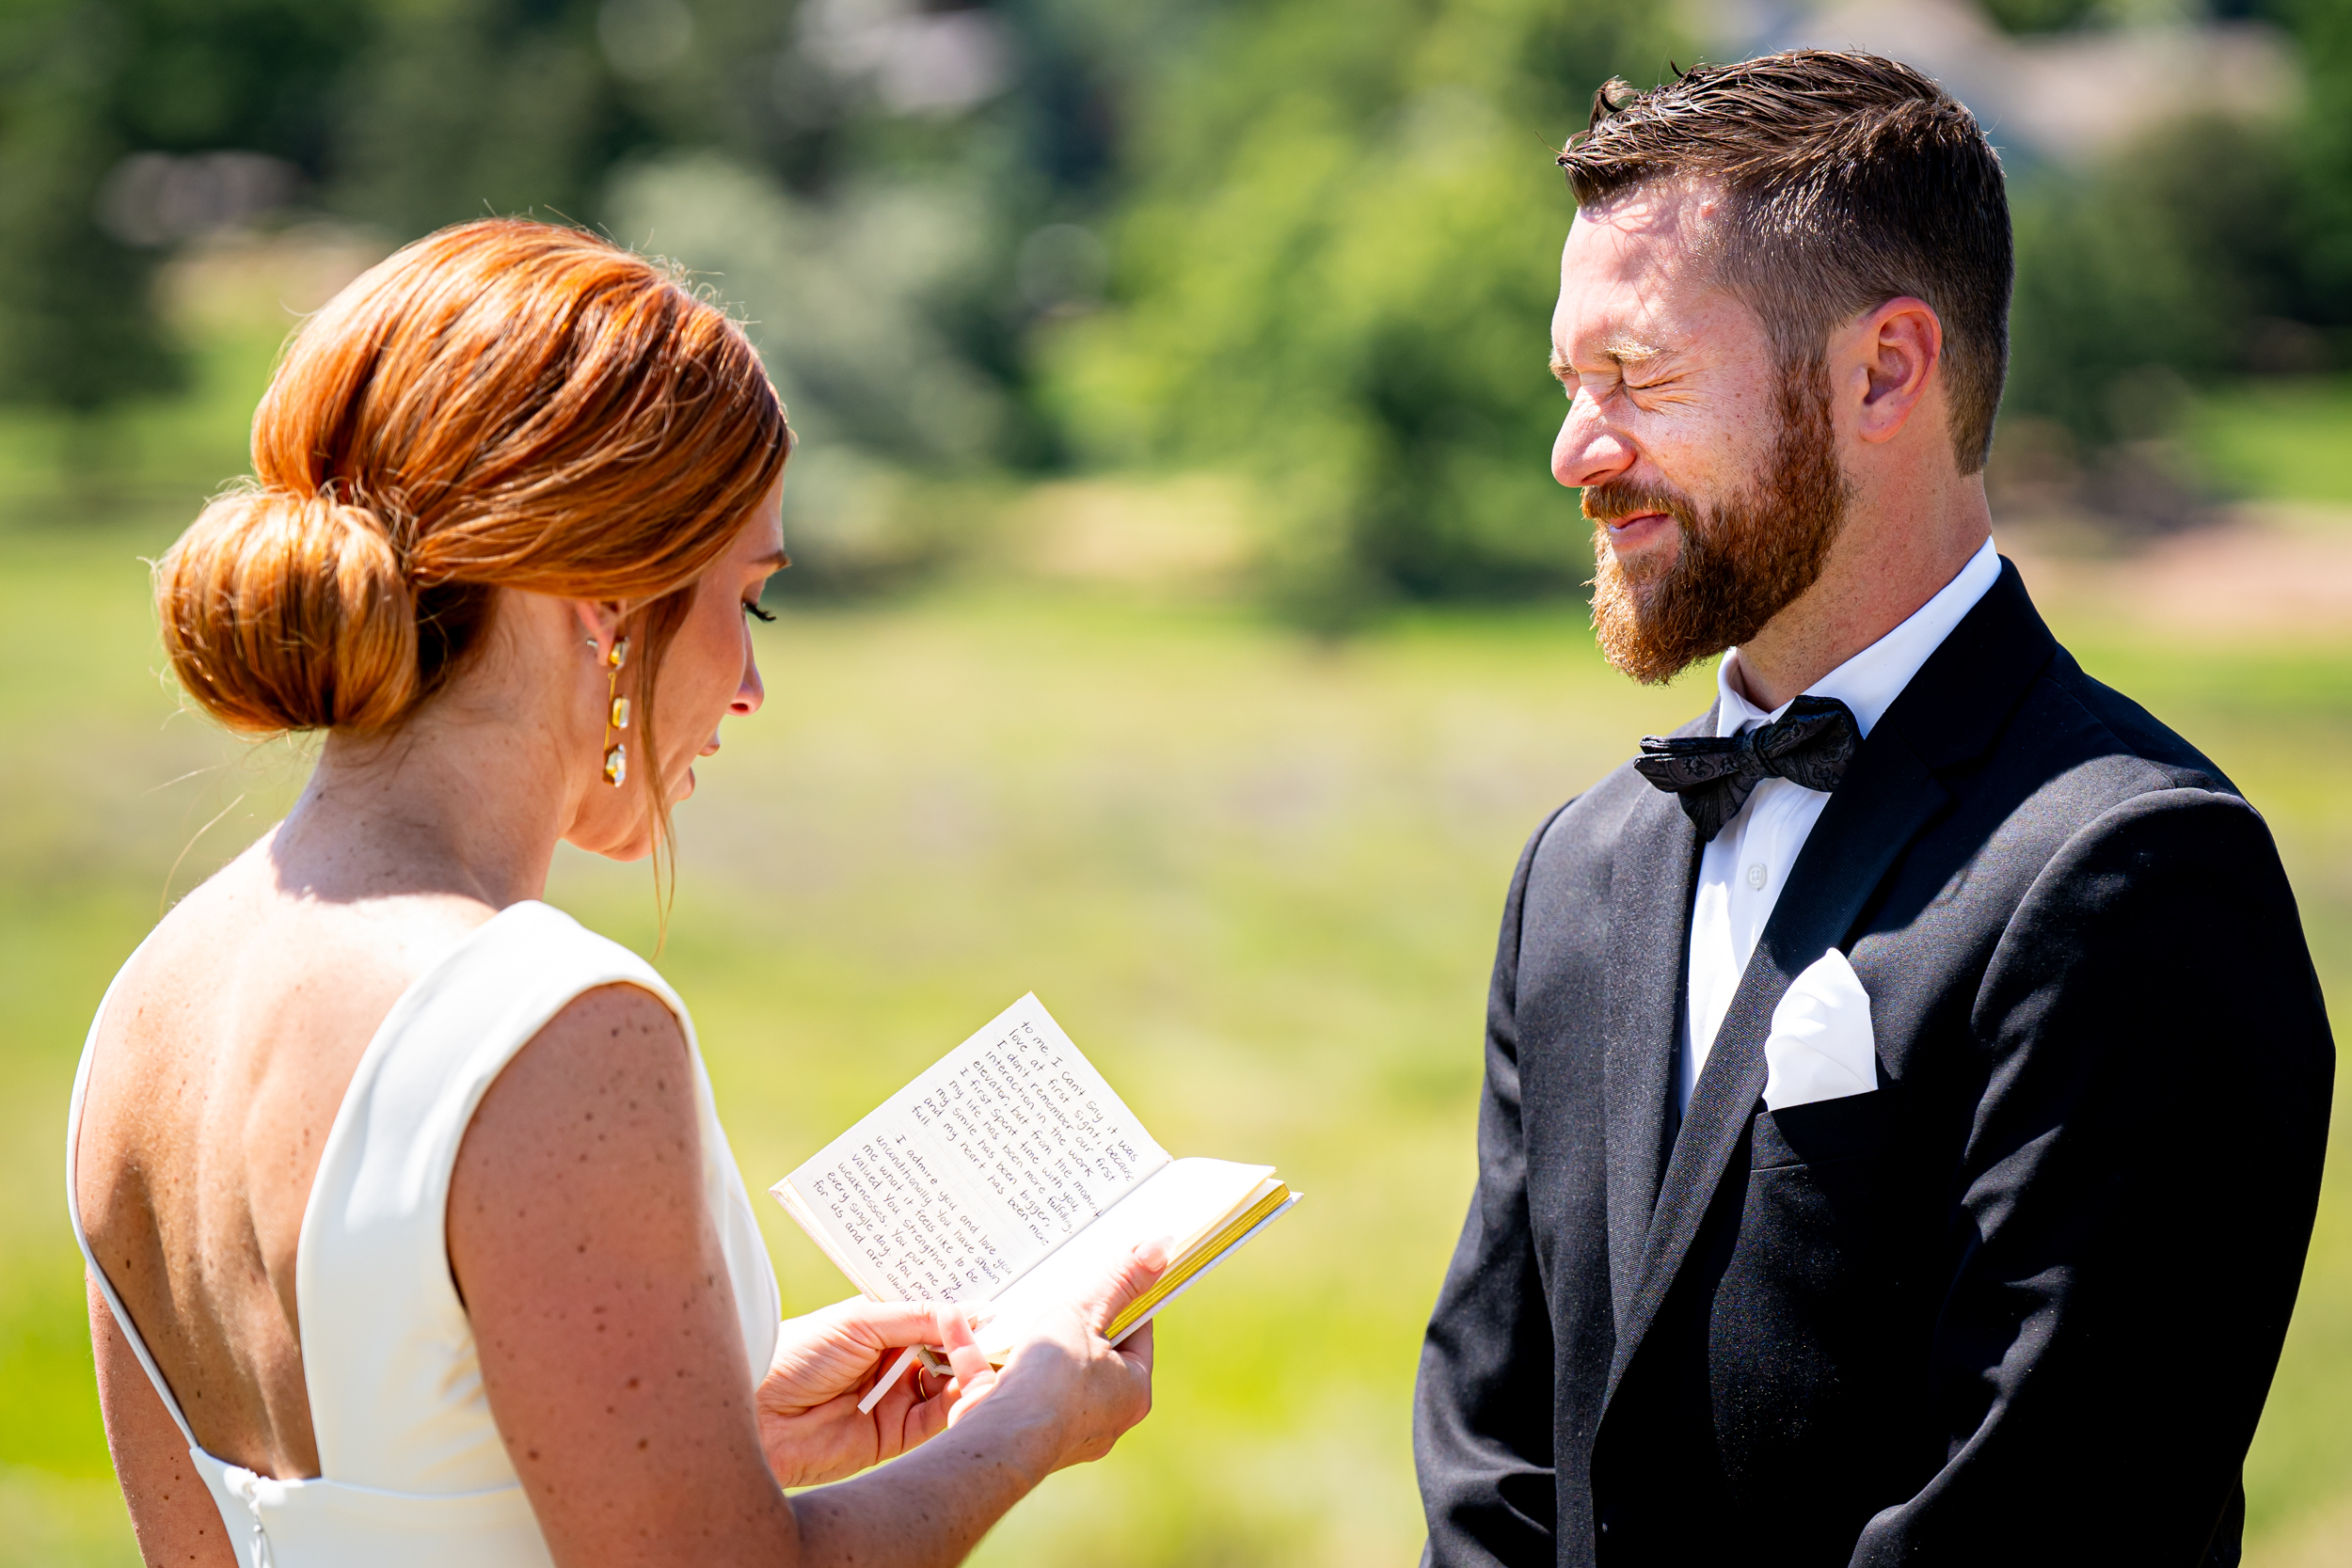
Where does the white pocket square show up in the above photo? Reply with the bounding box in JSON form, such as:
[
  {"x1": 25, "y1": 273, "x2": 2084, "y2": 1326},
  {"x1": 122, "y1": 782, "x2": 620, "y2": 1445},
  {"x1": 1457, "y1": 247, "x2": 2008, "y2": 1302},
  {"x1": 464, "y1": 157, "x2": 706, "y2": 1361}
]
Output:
[{"x1": 1762, "y1": 948, "x2": 1878, "y2": 1112}]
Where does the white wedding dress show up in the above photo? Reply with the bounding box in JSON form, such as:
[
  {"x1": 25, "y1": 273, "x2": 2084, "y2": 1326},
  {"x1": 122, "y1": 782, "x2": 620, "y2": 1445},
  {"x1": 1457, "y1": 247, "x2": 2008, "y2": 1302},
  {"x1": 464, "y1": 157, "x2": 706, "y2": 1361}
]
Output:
[{"x1": 66, "y1": 901, "x2": 782, "y2": 1567}]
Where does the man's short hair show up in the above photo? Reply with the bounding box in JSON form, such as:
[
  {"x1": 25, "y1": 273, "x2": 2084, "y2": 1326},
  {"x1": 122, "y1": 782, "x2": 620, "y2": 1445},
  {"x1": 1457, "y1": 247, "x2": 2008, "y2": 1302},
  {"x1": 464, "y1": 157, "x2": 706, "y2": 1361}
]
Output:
[{"x1": 1559, "y1": 51, "x2": 2011, "y2": 474}]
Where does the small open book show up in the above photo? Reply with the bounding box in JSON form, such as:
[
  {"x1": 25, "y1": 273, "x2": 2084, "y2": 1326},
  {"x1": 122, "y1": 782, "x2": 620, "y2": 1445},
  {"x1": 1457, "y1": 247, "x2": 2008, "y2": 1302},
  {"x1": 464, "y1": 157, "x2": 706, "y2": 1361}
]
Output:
[{"x1": 771, "y1": 994, "x2": 1298, "y2": 1369}]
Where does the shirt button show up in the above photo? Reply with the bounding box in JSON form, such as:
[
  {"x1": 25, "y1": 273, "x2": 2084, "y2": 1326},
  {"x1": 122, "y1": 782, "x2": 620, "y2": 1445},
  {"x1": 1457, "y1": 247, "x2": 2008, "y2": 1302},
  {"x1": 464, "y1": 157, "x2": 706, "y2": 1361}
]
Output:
[{"x1": 1747, "y1": 863, "x2": 1769, "y2": 891}]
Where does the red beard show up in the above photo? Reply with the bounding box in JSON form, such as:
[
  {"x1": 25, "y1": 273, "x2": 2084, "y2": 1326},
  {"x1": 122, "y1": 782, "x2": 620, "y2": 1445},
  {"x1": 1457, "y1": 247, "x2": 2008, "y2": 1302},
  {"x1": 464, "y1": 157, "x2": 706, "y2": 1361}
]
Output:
[{"x1": 1585, "y1": 363, "x2": 1850, "y2": 686}]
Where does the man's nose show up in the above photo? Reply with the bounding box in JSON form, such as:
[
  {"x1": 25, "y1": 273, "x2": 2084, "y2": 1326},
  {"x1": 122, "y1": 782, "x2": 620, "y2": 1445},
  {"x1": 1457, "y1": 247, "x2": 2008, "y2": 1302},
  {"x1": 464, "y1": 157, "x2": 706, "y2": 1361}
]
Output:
[{"x1": 1552, "y1": 398, "x2": 1637, "y2": 490}]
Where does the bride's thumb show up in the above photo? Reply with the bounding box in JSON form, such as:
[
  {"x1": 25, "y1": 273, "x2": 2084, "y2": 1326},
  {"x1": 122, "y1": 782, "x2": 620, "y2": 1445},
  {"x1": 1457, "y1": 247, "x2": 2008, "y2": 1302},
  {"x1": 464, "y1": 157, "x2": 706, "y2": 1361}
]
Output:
[{"x1": 1081, "y1": 1237, "x2": 1171, "y2": 1339}]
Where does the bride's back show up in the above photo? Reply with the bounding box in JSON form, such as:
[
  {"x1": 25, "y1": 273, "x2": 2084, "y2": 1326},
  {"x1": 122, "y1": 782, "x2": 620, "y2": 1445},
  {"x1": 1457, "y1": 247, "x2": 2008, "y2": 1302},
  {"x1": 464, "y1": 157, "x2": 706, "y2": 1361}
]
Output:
[{"x1": 73, "y1": 856, "x2": 490, "y2": 1477}]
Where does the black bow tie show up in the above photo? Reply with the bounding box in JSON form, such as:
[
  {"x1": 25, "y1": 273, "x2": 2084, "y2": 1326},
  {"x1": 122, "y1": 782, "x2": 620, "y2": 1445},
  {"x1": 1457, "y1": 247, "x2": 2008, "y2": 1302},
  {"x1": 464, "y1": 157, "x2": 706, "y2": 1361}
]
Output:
[{"x1": 1633, "y1": 694, "x2": 1861, "y2": 842}]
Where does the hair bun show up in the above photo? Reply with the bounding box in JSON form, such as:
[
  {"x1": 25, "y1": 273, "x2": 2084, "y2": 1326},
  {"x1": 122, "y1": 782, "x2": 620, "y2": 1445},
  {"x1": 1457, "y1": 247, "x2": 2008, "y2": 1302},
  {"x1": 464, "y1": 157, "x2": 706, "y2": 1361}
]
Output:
[{"x1": 156, "y1": 485, "x2": 421, "y2": 736}]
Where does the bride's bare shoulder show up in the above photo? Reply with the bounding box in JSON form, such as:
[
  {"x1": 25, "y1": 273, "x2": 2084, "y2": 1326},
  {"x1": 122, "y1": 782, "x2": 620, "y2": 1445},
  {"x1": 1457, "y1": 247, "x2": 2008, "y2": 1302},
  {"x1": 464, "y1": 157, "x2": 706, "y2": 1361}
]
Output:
[
  {"x1": 127, "y1": 838, "x2": 498, "y2": 1020},
  {"x1": 97, "y1": 837, "x2": 507, "y2": 1129}
]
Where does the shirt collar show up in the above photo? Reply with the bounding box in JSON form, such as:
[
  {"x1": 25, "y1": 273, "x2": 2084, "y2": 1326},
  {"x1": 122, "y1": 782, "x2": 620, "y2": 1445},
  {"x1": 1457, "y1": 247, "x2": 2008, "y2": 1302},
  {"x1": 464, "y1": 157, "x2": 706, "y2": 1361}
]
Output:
[{"x1": 1714, "y1": 535, "x2": 2002, "y2": 739}]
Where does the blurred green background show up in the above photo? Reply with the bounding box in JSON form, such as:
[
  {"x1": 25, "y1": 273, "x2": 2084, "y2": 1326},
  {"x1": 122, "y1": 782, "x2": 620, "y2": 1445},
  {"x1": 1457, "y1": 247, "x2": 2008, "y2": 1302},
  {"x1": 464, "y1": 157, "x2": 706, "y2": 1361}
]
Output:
[{"x1": 4, "y1": 0, "x2": 2351, "y2": 1562}]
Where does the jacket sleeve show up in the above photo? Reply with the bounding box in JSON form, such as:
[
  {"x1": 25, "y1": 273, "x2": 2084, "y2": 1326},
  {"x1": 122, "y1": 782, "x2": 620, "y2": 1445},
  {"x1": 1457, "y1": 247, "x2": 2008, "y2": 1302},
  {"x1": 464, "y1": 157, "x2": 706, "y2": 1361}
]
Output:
[
  {"x1": 1416, "y1": 814, "x2": 1562, "y2": 1567},
  {"x1": 1851, "y1": 787, "x2": 2335, "y2": 1566}
]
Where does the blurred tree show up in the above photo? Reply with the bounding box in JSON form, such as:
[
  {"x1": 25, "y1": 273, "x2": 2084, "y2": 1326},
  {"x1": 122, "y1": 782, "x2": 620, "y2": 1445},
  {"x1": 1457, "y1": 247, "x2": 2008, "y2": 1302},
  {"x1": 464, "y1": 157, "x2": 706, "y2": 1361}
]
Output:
[
  {"x1": 110, "y1": 0, "x2": 361, "y2": 156},
  {"x1": 0, "y1": 0, "x2": 183, "y2": 425},
  {"x1": 14, "y1": 0, "x2": 2349, "y2": 573},
  {"x1": 1046, "y1": 0, "x2": 1681, "y2": 627},
  {"x1": 2005, "y1": 114, "x2": 2305, "y2": 446},
  {"x1": 2273, "y1": 0, "x2": 2352, "y2": 346},
  {"x1": 328, "y1": 2, "x2": 624, "y2": 236},
  {"x1": 1995, "y1": 0, "x2": 2352, "y2": 509},
  {"x1": 0, "y1": 0, "x2": 1168, "y2": 525},
  {"x1": 0, "y1": 0, "x2": 363, "y2": 445},
  {"x1": 1979, "y1": 0, "x2": 2103, "y2": 27}
]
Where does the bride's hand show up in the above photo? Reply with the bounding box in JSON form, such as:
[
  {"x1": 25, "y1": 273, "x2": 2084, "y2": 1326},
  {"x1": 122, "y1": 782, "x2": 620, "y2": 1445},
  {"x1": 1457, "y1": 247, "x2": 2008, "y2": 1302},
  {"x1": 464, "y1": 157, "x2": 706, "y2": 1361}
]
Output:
[
  {"x1": 938, "y1": 1240, "x2": 1168, "y2": 1474},
  {"x1": 755, "y1": 1298, "x2": 977, "y2": 1487},
  {"x1": 757, "y1": 1241, "x2": 1170, "y2": 1489}
]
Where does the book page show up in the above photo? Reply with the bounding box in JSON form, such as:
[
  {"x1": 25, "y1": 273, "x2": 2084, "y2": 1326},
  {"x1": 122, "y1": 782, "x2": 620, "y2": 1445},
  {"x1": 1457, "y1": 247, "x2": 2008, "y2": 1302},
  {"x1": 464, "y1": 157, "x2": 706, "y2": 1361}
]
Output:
[
  {"x1": 775, "y1": 995, "x2": 1170, "y2": 1304},
  {"x1": 972, "y1": 1157, "x2": 1277, "y2": 1353}
]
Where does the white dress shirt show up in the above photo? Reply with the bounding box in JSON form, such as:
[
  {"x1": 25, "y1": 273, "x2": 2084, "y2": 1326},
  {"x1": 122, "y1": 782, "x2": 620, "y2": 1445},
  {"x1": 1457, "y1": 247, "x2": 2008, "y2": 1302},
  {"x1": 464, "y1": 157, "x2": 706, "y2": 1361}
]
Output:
[{"x1": 1677, "y1": 536, "x2": 2002, "y2": 1113}]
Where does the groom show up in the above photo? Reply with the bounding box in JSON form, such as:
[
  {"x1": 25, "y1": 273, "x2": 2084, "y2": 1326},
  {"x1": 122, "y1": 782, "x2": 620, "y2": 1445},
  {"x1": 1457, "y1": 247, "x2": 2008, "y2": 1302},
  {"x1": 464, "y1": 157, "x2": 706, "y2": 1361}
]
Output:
[{"x1": 1414, "y1": 50, "x2": 2334, "y2": 1568}]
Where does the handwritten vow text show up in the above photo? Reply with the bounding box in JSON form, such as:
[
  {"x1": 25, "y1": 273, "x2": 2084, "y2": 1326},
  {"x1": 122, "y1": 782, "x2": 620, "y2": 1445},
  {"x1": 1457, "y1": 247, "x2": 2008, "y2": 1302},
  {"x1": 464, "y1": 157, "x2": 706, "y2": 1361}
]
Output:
[{"x1": 787, "y1": 997, "x2": 1168, "y2": 1303}]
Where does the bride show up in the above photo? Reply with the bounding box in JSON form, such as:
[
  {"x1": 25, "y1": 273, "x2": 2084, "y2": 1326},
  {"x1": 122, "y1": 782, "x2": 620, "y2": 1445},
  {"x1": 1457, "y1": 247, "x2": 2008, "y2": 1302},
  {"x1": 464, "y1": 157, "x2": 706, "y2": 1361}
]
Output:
[{"x1": 66, "y1": 219, "x2": 1162, "y2": 1567}]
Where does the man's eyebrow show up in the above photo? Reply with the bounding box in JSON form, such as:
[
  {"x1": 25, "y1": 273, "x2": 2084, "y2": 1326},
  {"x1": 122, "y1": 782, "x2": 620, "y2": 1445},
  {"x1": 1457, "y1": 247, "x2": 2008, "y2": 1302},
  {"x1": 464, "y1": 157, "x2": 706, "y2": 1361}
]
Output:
[
  {"x1": 1601, "y1": 334, "x2": 1667, "y2": 366},
  {"x1": 1550, "y1": 337, "x2": 1671, "y2": 382}
]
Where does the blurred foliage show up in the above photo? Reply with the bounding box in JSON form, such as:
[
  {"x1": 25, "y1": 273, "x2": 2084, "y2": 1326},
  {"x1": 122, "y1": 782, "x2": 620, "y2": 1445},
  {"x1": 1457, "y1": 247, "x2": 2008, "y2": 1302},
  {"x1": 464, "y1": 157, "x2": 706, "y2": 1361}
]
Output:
[
  {"x1": 3, "y1": 0, "x2": 2350, "y2": 600},
  {"x1": 1997, "y1": 0, "x2": 2352, "y2": 483},
  {"x1": 0, "y1": 1, "x2": 184, "y2": 416},
  {"x1": 0, "y1": 0, "x2": 1208, "y2": 580},
  {"x1": 1980, "y1": 0, "x2": 2105, "y2": 27},
  {"x1": 1979, "y1": 0, "x2": 2247, "y2": 27},
  {"x1": 2277, "y1": 0, "x2": 2352, "y2": 325},
  {"x1": 1046, "y1": 0, "x2": 1681, "y2": 628},
  {"x1": 608, "y1": 152, "x2": 1018, "y2": 590},
  {"x1": 2009, "y1": 116, "x2": 2304, "y2": 448},
  {"x1": 0, "y1": 0, "x2": 1684, "y2": 616}
]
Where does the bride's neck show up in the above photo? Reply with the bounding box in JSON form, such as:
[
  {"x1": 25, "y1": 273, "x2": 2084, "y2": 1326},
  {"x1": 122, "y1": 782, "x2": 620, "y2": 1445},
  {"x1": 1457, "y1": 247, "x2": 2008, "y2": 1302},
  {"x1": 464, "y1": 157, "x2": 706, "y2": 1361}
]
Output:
[{"x1": 269, "y1": 692, "x2": 580, "y2": 913}]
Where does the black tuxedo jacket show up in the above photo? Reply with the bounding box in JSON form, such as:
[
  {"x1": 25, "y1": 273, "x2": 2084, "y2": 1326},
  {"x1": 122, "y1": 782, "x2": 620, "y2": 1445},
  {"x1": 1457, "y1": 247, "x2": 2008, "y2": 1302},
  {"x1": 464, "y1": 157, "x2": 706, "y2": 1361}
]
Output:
[{"x1": 1414, "y1": 563, "x2": 2334, "y2": 1567}]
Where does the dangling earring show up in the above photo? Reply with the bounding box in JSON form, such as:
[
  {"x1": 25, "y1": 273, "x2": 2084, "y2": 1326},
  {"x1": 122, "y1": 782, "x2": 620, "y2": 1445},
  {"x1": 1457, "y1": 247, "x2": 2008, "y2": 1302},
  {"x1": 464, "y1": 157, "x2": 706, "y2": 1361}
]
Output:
[{"x1": 600, "y1": 635, "x2": 631, "y2": 787}]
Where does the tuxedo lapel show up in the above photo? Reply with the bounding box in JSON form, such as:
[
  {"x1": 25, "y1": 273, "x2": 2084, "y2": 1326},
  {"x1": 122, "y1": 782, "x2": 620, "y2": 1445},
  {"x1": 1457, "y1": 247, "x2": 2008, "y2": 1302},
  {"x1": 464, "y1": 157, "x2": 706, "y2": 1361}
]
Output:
[
  {"x1": 1600, "y1": 719, "x2": 1951, "y2": 1413},
  {"x1": 1590, "y1": 560, "x2": 2054, "y2": 1418},
  {"x1": 1599, "y1": 779, "x2": 1700, "y2": 1326}
]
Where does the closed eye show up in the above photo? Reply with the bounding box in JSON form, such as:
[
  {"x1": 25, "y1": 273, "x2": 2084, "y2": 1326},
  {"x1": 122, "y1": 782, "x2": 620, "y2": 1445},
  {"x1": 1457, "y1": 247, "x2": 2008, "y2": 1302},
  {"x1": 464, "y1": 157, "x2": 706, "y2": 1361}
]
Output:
[{"x1": 743, "y1": 600, "x2": 776, "y2": 623}]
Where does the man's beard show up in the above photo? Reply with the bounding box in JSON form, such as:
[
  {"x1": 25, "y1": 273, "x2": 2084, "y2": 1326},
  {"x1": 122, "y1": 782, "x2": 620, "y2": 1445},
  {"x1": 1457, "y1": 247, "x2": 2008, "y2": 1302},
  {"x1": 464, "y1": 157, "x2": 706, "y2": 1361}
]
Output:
[{"x1": 1585, "y1": 364, "x2": 1850, "y2": 686}]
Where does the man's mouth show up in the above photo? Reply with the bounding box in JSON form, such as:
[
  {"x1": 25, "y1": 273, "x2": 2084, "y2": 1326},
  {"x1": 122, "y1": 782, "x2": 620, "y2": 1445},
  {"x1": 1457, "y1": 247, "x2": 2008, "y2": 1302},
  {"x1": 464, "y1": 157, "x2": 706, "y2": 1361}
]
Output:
[{"x1": 1599, "y1": 510, "x2": 1676, "y2": 543}]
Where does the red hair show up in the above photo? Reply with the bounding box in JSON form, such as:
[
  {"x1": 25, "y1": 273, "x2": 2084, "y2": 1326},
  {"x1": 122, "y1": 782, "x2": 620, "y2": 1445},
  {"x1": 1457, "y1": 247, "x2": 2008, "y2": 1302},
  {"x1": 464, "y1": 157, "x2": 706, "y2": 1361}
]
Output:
[{"x1": 157, "y1": 217, "x2": 788, "y2": 742}]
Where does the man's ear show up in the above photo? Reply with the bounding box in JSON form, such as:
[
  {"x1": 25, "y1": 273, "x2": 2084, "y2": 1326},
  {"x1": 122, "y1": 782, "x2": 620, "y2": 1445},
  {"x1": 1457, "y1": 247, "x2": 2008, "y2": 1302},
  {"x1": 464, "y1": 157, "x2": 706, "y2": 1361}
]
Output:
[
  {"x1": 569, "y1": 600, "x2": 629, "y2": 664},
  {"x1": 1846, "y1": 296, "x2": 1942, "y2": 446}
]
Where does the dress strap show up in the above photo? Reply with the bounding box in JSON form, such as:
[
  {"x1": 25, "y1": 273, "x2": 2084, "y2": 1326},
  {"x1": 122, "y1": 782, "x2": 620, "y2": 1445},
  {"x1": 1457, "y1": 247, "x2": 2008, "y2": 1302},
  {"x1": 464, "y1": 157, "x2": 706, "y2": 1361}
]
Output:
[{"x1": 65, "y1": 942, "x2": 202, "y2": 1450}]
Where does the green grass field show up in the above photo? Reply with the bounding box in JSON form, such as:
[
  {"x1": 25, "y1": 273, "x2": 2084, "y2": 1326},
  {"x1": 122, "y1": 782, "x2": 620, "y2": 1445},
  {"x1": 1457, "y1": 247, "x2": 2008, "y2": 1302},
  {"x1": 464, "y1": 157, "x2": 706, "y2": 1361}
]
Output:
[
  {"x1": 1, "y1": 350, "x2": 2346, "y2": 1563},
  {"x1": 2192, "y1": 375, "x2": 2352, "y2": 507}
]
